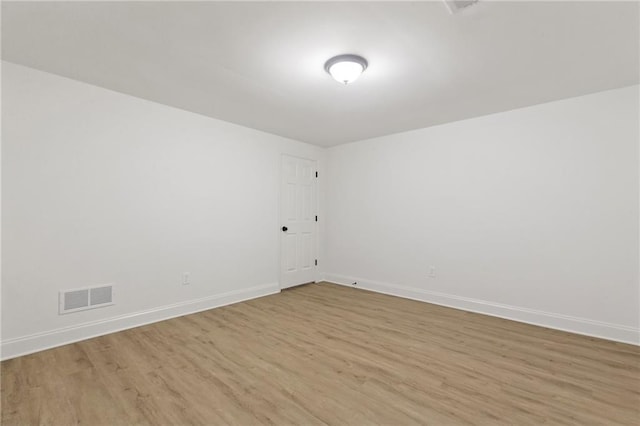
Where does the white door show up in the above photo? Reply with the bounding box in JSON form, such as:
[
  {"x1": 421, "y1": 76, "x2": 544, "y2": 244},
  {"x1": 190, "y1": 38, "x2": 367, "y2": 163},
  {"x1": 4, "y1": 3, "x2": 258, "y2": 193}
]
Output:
[{"x1": 280, "y1": 155, "x2": 317, "y2": 289}]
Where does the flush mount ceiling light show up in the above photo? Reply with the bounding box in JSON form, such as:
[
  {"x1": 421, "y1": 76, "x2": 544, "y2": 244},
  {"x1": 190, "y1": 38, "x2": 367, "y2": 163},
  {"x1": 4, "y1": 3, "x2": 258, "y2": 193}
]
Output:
[{"x1": 324, "y1": 54, "x2": 368, "y2": 85}]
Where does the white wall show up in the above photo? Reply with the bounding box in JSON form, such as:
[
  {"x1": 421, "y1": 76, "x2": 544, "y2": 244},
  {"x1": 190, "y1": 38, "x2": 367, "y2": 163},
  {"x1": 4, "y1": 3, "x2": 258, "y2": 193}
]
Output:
[
  {"x1": 325, "y1": 85, "x2": 640, "y2": 344},
  {"x1": 1, "y1": 62, "x2": 325, "y2": 359},
  {"x1": 3, "y1": 61, "x2": 638, "y2": 359}
]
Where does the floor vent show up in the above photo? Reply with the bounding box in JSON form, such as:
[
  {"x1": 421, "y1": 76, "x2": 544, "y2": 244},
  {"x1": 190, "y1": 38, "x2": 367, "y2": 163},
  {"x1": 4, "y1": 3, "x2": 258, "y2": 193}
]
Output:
[
  {"x1": 444, "y1": 0, "x2": 479, "y2": 14},
  {"x1": 59, "y1": 285, "x2": 114, "y2": 314}
]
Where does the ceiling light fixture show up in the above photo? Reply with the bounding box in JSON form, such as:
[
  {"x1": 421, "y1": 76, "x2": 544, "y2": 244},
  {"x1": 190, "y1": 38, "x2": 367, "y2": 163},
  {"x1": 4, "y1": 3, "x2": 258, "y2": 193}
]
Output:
[{"x1": 324, "y1": 54, "x2": 368, "y2": 85}]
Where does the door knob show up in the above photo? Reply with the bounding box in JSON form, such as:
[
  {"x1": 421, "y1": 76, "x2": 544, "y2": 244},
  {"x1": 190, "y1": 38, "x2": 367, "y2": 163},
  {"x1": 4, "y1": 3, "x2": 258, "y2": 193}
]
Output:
[{"x1": 282, "y1": 226, "x2": 288, "y2": 232}]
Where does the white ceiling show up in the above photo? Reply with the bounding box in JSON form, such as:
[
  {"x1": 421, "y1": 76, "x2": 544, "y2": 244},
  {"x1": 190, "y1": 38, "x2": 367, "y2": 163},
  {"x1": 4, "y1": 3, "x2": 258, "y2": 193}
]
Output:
[{"x1": 2, "y1": 1, "x2": 638, "y2": 147}]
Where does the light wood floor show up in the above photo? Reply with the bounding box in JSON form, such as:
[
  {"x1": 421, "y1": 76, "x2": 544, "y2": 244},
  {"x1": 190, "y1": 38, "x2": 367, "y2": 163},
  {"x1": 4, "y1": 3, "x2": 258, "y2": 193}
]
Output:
[{"x1": 2, "y1": 283, "x2": 639, "y2": 425}]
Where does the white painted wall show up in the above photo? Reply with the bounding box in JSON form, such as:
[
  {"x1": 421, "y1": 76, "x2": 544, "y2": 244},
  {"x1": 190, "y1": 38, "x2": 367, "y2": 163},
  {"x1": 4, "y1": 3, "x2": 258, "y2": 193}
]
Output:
[
  {"x1": 2, "y1": 61, "x2": 638, "y2": 358},
  {"x1": 1, "y1": 62, "x2": 325, "y2": 359},
  {"x1": 325, "y1": 85, "x2": 640, "y2": 344}
]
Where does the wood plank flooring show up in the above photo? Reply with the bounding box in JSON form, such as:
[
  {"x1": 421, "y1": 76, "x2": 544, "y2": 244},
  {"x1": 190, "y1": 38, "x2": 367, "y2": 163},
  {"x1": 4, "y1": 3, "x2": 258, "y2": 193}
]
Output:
[{"x1": 2, "y1": 282, "x2": 639, "y2": 425}]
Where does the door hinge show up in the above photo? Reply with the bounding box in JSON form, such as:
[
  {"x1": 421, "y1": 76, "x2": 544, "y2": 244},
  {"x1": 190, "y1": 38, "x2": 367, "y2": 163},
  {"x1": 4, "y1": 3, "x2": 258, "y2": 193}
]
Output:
[
  {"x1": 315, "y1": 171, "x2": 318, "y2": 178},
  {"x1": 315, "y1": 259, "x2": 318, "y2": 266},
  {"x1": 315, "y1": 215, "x2": 318, "y2": 222}
]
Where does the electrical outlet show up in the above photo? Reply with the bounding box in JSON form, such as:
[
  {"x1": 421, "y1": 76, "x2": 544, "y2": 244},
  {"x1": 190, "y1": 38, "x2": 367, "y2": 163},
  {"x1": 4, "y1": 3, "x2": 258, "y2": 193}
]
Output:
[
  {"x1": 428, "y1": 266, "x2": 436, "y2": 278},
  {"x1": 182, "y1": 272, "x2": 190, "y2": 286}
]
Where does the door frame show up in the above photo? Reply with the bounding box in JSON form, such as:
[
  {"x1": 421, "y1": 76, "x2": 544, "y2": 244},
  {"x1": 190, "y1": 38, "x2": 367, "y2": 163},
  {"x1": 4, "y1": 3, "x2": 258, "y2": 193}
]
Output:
[{"x1": 278, "y1": 154, "x2": 320, "y2": 290}]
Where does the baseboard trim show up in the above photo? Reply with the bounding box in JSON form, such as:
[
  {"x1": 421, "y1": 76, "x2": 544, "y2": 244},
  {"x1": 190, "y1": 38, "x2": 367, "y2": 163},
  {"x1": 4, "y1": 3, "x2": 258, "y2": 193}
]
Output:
[
  {"x1": 324, "y1": 274, "x2": 639, "y2": 346},
  {"x1": 1, "y1": 283, "x2": 280, "y2": 360}
]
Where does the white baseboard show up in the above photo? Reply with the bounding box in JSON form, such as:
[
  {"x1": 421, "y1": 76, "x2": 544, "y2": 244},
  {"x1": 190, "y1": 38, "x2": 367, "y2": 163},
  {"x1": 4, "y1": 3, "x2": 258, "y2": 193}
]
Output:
[
  {"x1": 1, "y1": 283, "x2": 280, "y2": 360},
  {"x1": 324, "y1": 273, "x2": 639, "y2": 346}
]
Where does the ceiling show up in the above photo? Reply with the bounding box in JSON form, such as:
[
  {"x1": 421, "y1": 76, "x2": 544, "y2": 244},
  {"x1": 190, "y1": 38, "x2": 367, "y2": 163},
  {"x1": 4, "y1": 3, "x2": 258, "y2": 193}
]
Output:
[{"x1": 2, "y1": 1, "x2": 638, "y2": 147}]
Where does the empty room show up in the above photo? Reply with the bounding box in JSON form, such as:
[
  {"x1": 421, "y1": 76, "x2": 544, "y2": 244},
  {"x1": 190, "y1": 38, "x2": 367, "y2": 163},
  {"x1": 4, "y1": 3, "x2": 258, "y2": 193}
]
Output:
[{"x1": 1, "y1": 0, "x2": 639, "y2": 424}]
